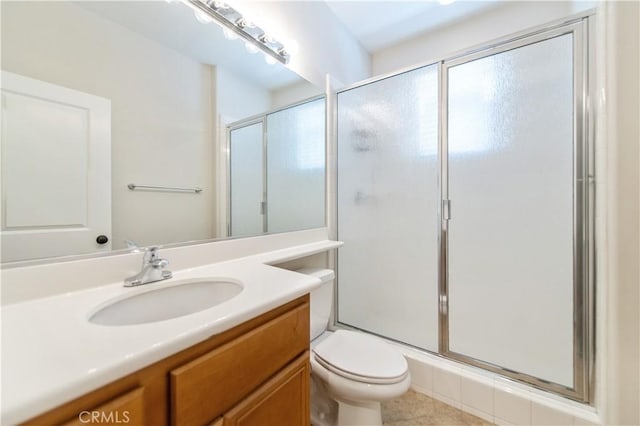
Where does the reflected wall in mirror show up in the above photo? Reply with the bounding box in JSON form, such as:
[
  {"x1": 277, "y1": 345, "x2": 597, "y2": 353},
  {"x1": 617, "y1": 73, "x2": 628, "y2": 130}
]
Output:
[{"x1": 0, "y1": 0, "x2": 325, "y2": 263}]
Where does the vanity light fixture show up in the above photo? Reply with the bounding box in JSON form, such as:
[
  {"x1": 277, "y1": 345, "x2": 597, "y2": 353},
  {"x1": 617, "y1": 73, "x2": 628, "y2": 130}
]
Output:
[
  {"x1": 222, "y1": 27, "x2": 238, "y2": 40},
  {"x1": 194, "y1": 9, "x2": 213, "y2": 24},
  {"x1": 183, "y1": 0, "x2": 290, "y2": 64}
]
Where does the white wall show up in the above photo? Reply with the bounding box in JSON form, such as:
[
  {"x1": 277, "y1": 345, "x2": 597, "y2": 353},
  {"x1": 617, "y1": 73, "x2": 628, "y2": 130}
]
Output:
[
  {"x1": 371, "y1": 1, "x2": 584, "y2": 76},
  {"x1": 212, "y1": 65, "x2": 272, "y2": 237},
  {"x1": 600, "y1": 2, "x2": 640, "y2": 424},
  {"x1": 271, "y1": 80, "x2": 322, "y2": 110},
  {"x1": 2, "y1": 1, "x2": 216, "y2": 249},
  {"x1": 229, "y1": 0, "x2": 371, "y2": 87},
  {"x1": 215, "y1": 65, "x2": 272, "y2": 123}
]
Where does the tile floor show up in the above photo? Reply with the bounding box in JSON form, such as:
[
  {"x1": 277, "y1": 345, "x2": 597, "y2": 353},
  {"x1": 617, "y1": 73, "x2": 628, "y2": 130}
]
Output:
[{"x1": 382, "y1": 390, "x2": 494, "y2": 426}]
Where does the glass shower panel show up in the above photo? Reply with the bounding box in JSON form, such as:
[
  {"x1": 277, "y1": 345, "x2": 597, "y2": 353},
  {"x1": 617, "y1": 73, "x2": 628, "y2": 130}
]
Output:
[
  {"x1": 229, "y1": 122, "x2": 264, "y2": 237},
  {"x1": 337, "y1": 65, "x2": 439, "y2": 351},
  {"x1": 266, "y1": 98, "x2": 325, "y2": 233},
  {"x1": 446, "y1": 34, "x2": 574, "y2": 386}
]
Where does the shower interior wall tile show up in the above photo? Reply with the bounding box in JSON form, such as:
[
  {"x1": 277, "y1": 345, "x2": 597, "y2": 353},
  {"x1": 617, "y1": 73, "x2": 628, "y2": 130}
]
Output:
[
  {"x1": 494, "y1": 380, "x2": 532, "y2": 426},
  {"x1": 433, "y1": 364, "x2": 462, "y2": 408},
  {"x1": 406, "y1": 355, "x2": 433, "y2": 396},
  {"x1": 460, "y1": 370, "x2": 494, "y2": 422}
]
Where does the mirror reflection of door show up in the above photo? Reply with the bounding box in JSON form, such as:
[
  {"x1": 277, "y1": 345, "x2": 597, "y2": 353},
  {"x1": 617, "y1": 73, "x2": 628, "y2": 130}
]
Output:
[
  {"x1": 1, "y1": 71, "x2": 112, "y2": 262},
  {"x1": 229, "y1": 121, "x2": 266, "y2": 237},
  {"x1": 227, "y1": 97, "x2": 326, "y2": 238}
]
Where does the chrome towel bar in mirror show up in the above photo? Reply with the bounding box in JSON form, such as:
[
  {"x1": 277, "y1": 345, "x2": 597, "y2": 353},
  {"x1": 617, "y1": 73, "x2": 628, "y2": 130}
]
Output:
[{"x1": 127, "y1": 184, "x2": 203, "y2": 193}]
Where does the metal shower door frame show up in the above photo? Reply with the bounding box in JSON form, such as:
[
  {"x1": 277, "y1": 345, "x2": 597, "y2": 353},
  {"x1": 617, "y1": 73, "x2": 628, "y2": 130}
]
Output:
[
  {"x1": 438, "y1": 19, "x2": 591, "y2": 402},
  {"x1": 227, "y1": 94, "x2": 328, "y2": 237},
  {"x1": 332, "y1": 11, "x2": 595, "y2": 404},
  {"x1": 227, "y1": 117, "x2": 268, "y2": 236}
]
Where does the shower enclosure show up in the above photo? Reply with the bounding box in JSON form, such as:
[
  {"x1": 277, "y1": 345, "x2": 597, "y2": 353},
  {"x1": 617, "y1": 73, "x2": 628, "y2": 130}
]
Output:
[
  {"x1": 228, "y1": 96, "x2": 325, "y2": 237},
  {"x1": 336, "y1": 16, "x2": 592, "y2": 401}
]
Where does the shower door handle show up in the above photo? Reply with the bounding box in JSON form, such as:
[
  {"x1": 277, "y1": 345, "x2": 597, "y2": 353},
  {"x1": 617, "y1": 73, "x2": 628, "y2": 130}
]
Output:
[{"x1": 443, "y1": 199, "x2": 451, "y2": 220}]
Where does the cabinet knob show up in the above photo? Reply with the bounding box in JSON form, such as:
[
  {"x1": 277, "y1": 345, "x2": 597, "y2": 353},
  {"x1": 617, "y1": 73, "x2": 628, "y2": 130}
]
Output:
[{"x1": 96, "y1": 235, "x2": 109, "y2": 245}]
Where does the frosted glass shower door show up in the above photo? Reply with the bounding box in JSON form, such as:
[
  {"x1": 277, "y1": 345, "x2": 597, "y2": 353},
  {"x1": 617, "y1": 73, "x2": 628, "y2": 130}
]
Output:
[
  {"x1": 337, "y1": 65, "x2": 439, "y2": 351},
  {"x1": 445, "y1": 33, "x2": 577, "y2": 387},
  {"x1": 229, "y1": 121, "x2": 264, "y2": 237},
  {"x1": 266, "y1": 98, "x2": 325, "y2": 233}
]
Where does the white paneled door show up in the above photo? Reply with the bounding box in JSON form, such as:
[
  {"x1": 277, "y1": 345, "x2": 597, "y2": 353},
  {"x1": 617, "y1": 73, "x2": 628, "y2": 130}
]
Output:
[{"x1": 1, "y1": 71, "x2": 111, "y2": 262}]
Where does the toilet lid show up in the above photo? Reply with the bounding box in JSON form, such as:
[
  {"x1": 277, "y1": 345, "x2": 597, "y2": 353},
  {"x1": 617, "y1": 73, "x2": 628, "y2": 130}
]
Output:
[{"x1": 312, "y1": 330, "x2": 408, "y2": 383}]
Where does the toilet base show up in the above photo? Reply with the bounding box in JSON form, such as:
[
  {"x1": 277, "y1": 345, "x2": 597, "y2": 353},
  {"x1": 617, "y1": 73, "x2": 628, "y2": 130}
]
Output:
[
  {"x1": 336, "y1": 398, "x2": 382, "y2": 426},
  {"x1": 311, "y1": 374, "x2": 338, "y2": 426}
]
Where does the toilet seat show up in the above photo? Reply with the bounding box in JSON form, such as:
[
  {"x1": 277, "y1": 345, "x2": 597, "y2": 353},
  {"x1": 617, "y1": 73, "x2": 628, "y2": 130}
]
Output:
[{"x1": 312, "y1": 330, "x2": 408, "y2": 384}]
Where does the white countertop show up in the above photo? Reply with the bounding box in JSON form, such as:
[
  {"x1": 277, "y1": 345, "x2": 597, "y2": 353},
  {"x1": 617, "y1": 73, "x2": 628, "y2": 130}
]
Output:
[{"x1": 1, "y1": 240, "x2": 341, "y2": 425}]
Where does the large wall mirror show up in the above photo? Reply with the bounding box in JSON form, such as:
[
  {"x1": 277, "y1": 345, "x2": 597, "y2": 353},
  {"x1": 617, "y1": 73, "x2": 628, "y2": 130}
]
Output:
[{"x1": 0, "y1": 0, "x2": 325, "y2": 263}]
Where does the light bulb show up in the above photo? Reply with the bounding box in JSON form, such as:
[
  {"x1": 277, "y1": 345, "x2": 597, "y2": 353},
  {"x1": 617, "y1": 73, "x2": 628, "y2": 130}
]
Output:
[
  {"x1": 222, "y1": 27, "x2": 238, "y2": 40},
  {"x1": 264, "y1": 54, "x2": 277, "y2": 65},
  {"x1": 245, "y1": 42, "x2": 259, "y2": 54},
  {"x1": 285, "y1": 39, "x2": 299, "y2": 55},
  {"x1": 258, "y1": 33, "x2": 274, "y2": 45},
  {"x1": 194, "y1": 10, "x2": 213, "y2": 24},
  {"x1": 212, "y1": 0, "x2": 227, "y2": 9},
  {"x1": 277, "y1": 47, "x2": 289, "y2": 58}
]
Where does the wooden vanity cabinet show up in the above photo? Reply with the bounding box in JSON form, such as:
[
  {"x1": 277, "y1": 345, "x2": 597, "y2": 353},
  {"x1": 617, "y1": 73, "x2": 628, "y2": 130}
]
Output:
[
  {"x1": 219, "y1": 352, "x2": 310, "y2": 426},
  {"x1": 23, "y1": 295, "x2": 310, "y2": 426}
]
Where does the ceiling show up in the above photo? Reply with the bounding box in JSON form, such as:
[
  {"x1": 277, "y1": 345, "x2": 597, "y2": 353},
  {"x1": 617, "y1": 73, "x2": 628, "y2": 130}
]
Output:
[{"x1": 324, "y1": 0, "x2": 501, "y2": 52}]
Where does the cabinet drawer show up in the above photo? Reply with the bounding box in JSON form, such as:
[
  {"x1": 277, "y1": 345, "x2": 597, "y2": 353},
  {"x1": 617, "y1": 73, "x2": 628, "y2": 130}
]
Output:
[
  {"x1": 170, "y1": 302, "x2": 309, "y2": 425},
  {"x1": 223, "y1": 352, "x2": 310, "y2": 426},
  {"x1": 61, "y1": 387, "x2": 144, "y2": 426}
]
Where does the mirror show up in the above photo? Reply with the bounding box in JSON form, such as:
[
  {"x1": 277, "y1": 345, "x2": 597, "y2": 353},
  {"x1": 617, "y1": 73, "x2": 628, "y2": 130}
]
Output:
[{"x1": 0, "y1": 0, "x2": 325, "y2": 263}]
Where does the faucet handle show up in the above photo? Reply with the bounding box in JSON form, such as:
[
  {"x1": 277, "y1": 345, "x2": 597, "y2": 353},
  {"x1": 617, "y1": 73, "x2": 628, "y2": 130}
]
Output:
[
  {"x1": 151, "y1": 257, "x2": 172, "y2": 280},
  {"x1": 125, "y1": 239, "x2": 139, "y2": 249},
  {"x1": 142, "y1": 246, "x2": 161, "y2": 264},
  {"x1": 151, "y1": 258, "x2": 169, "y2": 268}
]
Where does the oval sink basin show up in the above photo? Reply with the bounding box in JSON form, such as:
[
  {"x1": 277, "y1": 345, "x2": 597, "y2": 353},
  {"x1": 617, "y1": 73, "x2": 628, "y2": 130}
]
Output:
[{"x1": 89, "y1": 279, "x2": 243, "y2": 326}]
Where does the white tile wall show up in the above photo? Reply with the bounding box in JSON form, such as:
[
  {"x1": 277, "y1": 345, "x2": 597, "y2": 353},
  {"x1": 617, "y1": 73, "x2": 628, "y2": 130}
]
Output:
[
  {"x1": 463, "y1": 404, "x2": 495, "y2": 424},
  {"x1": 394, "y1": 341, "x2": 602, "y2": 426},
  {"x1": 406, "y1": 356, "x2": 433, "y2": 396},
  {"x1": 494, "y1": 381, "x2": 532, "y2": 425},
  {"x1": 433, "y1": 364, "x2": 463, "y2": 407},
  {"x1": 531, "y1": 400, "x2": 574, "y2": 425},
  {"x1": 461, "y1": 370, "x2": 494, "y2": 420}
]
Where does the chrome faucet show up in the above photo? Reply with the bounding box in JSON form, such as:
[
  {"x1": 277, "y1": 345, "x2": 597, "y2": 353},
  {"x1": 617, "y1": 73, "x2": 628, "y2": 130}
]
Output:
[{"x1": 124, "y1": 246, "x2": 172, "y2": 287}]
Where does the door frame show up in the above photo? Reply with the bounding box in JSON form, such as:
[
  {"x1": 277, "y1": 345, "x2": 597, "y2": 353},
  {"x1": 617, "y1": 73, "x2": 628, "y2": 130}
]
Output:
[
  {"x1": 332, "y1": 11, "x2": 595, "y2": 403},
  {"x1": 439, "y1": 20, "x2": 591, "y2": 402},
  {"x1": 227, "y1": 117, "x2": 268, "y2": 236}
]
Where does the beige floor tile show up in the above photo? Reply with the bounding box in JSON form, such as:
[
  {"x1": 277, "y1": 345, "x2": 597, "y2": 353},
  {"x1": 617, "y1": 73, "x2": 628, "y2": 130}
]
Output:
[
  {"x1": 382, "y1": 390, "x2": 494, "y2": 426},
  {"x1": 382, "y1": 390, "x2": 436, "y2": 423}
]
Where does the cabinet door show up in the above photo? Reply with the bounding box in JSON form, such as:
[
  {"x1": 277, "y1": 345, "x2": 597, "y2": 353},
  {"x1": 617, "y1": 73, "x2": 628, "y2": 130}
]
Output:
[
  {"x1": 60, "y1": 387, "x2": 144, "y2": 426},
  {"x1": 170, "y1": 303, "x2": 309, "y2": 425},
  {"x1": 223, "y1": 353, "x2": 310, "y2": 426}
]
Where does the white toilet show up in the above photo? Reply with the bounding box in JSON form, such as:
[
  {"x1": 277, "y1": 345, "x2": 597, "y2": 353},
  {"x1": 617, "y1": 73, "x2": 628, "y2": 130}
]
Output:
[{"x1": 297, "y1": 268, "x2": 411, "y2": 426}]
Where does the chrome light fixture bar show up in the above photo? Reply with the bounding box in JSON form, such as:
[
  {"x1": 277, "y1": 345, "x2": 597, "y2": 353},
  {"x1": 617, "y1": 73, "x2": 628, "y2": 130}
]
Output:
[{"x1": 184, "y1": 0, "x2": 290, "y2": 64}]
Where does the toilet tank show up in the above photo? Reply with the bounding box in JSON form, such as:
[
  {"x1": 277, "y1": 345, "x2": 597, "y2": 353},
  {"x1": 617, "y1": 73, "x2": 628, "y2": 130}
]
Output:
[{"x1": 295, "y1": 268, "x2": 335, "y2": 340}]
